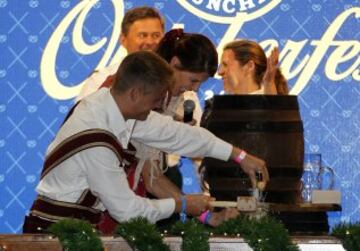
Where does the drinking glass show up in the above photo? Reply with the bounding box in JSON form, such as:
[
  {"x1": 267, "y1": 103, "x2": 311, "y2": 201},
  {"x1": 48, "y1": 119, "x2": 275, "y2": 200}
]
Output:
[
  {"x1": 301, "y1": 154, "x2": 334, "y2": 203},
  {"x1": 301, "y1": 153, "x2": 321, "y2": 203}
]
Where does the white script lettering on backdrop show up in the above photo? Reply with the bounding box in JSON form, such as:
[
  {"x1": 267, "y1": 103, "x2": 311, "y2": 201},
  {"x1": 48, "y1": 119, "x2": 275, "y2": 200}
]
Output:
[{"x1": 40, "y1": 0, "x2": 360, "y2": 100}]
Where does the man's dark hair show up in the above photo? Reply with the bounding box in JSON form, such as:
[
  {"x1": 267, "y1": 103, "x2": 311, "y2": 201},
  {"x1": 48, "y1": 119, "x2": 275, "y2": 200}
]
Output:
[
  {"x1": 113, "y1": 51, "x2": 173, "y2": 94},
  {"x1": 121, "y1": 6, "x2": 165, "y2": 35}
]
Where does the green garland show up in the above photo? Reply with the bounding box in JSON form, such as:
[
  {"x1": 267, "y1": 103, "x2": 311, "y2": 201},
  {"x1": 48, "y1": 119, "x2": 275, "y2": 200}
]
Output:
[
  {"x1": 47, "y1": 217, "x2": 360, "y2": 251},
  {"x1": 170, "y1": 219, "x2": 209, "y2": 251},
  {"x1": 331, "y1": 222, "x2": 360, "y2": 251},
  {"x1": 47, "y1": 216, "x2": 302, "y2": 251},
  {"x1": 214, "y1": 215, "x2": 299, "y2": 251},
  {"x1": 115, "y1": 217, "x2": 171, "y2": 251},
  {"x1": 47, "y1": 218, "x2": 104, "y2": 251},
  {"x1": 116, "y1": 215, "x2": 298, "y2": 251}
]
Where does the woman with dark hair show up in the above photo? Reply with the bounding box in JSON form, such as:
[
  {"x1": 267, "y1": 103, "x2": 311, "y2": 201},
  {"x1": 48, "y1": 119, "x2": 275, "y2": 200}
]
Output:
[
  {"x1": 218, "y1": 39, "x2": 288, "y2": 95},
  {"x1": 137, "y1": 29, "x2": 239, "y2": 227},
  {"x1": 154, "y1": 29, "x2": 218, "y2": 122},
  {"x1": 150, "y1": 29, "x2": 218, "y2": 176},
  {"x1": 156, "y1": 29, "x2": 217, "y2": 96}
]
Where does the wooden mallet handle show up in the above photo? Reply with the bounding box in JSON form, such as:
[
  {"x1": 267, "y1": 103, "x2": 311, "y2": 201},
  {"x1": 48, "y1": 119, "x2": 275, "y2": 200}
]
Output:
[
  {"x1": 209, "y1": 197, "x2": 257, "y2": 212},
  {"x1": 209, "y1": 201, "x2": 237, "y2": 208}
]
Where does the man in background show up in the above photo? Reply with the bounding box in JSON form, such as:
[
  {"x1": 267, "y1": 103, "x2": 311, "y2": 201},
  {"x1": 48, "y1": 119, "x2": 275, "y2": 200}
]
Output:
[{"x1": 77, "y1": 6, "x2": 165, "y2": 100}]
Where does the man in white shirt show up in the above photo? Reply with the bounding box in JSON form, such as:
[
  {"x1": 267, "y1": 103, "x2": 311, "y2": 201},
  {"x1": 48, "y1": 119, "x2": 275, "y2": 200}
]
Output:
[
  {"x1": 77, "y1": 6, "x2": 165, "y2": 100},
  {"x1": 23, "y1": 51, "x2": 268, "y2": 234}
]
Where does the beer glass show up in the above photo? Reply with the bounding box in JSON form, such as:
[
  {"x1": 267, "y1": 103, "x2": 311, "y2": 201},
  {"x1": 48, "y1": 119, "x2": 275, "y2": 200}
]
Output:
[{"x1": 301, "y1": 153, "x2": 334, "y2": 203}]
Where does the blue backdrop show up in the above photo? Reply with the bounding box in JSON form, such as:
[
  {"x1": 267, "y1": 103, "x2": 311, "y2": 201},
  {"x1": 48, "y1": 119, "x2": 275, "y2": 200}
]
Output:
[{"x1": 0, "y1": 0, "x2": 359, "y2": 233}]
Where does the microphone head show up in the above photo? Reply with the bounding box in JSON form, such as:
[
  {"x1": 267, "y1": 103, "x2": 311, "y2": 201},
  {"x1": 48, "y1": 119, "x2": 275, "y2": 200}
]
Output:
[{"x1": 183, "y1": 99, "x2": 195, "y2": 112}]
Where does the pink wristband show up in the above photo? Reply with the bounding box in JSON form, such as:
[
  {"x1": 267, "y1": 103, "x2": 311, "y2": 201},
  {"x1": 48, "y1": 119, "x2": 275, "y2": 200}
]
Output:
[
  {"x1": 234, "y1": 150, "x2": 247, "y2": 164},
  {"x1": 198, "y1": 210, "x2": 210, "y2": 224}
]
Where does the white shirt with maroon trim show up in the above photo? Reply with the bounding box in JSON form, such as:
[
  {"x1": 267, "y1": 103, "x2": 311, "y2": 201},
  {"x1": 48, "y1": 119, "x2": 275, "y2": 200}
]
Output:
[{"x1": 37, "y1": 88, "x2": 232, "y2": 224}]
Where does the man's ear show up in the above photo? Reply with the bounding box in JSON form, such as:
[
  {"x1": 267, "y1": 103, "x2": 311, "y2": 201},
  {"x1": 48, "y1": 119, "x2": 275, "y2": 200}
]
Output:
[
  {"x1": 120, "y1": 33, "x2": 127, "y2": 48},
  {"x1": 169, "y1": 56, "x2": 181, "y2": 67},
  {"x1": 128, "y1": 86, "x2": 142, "y2": 103}
]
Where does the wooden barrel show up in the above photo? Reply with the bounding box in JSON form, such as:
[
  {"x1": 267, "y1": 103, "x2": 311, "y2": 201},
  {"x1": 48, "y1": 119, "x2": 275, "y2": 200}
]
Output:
[{"x1": 201, "y1": 95, "x2": 304, "y2": 204}]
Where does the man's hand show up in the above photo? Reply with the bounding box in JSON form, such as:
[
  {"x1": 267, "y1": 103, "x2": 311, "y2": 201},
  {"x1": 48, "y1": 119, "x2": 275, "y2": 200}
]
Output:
[
  {"x1": 207, "y1": 208, "x2": 239, "y2": 227},
  {"x1": 175, "y1": 194, "x2": 212, "y2": 216},
  {"x1": 231, "y1": 147, "x2": 269, "y2": 189},
  {"x1": 142, "y1": 159, "x2": 210, "y2": 217}
]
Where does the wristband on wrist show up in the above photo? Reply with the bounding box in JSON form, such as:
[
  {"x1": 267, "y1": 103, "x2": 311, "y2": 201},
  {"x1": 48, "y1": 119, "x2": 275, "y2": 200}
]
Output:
[
  {"x1": 205, "y1": 211, "x2": 213, "y2": 224},
  {"x1": 180, "y1": 196, "x2": 187, "y2": 223},
  {"x1": 198, "y1": 210, "x2": 212, "y2": 225},
  {"x1": 234, "y1": 150, "x2": 247, "y2": 164}
]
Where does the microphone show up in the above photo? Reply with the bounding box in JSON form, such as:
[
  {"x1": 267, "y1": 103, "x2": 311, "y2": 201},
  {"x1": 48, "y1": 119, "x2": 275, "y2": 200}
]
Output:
[{"x1": 183, "y1": 99, "x2": 195, "y2": 123}]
